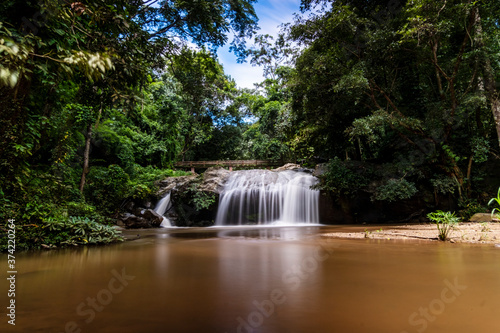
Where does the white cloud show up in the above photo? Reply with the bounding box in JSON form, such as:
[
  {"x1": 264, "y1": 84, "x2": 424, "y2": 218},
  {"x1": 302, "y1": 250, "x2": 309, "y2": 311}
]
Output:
[
  {"x1": 221, "y1": 55, "x2": 263, "y2": 89},
  {"x1": 217, "y1": 0, "x2": 301, "y2": 89}
]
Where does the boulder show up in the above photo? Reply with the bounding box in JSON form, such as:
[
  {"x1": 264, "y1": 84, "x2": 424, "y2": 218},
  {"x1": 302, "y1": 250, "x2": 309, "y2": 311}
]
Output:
[
  {"x1": 156, "y1": 174, "x2": 198, "y2": 196},
  {"x1": 197, "y1": 167, "x2": 231, "y2": 194},
  {"x1": 272, "y1": 163, "x2": 301, "y2": 172},
  {"x1": 313, "y1": 163, "x2": 328, "y2": 177},
  {"x1": 120, "y1": 209, "x2": 163, "y2": 229},
  {"x1": 141, "y1": 209, "x2": 163, "y2": 227},
  {"x1": 120, "y1": 213, "x2": 151, "y2": 229},
  {"x1": 469, "y1": 213, "x2": 500, "y2": 223}
]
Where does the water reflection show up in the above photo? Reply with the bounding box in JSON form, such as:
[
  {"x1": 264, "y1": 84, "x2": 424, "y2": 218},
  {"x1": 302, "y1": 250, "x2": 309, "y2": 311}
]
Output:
[
  {"x1": 3, "y1": 227, "x2": 500, "y2": 333},
  {"x1": 216, "y1": 226, "x2": 320, "y2": 240},
  {"x1": 214, "y1": 234, "x2": 326, "y2": 332}
]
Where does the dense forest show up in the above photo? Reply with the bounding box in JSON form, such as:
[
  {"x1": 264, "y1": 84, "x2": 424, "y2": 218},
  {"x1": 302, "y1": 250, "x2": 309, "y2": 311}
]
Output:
[{"x1": 1, "y1": 0, "x2": 500, "y2": 250}]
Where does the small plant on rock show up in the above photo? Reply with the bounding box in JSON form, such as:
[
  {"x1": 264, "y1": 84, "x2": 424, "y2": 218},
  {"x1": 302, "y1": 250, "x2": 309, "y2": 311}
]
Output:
[
  {"x1": 427, "y1": 210, "x2": 460, "y2": 241},
  {"x1": 364, "y1": 229, "x2": 371, "y2": 238}
]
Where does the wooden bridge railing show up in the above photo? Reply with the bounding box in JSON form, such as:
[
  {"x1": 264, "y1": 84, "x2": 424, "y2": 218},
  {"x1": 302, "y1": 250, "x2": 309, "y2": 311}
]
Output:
[{"x1": 175, "y1": 160, "x2": 295, "y2": 170}]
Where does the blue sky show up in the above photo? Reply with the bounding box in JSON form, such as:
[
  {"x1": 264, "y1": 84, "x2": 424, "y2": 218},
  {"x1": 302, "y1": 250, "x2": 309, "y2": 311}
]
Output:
[{"x1": 217, "y1": 0, "x2": 301, "y2": 89}]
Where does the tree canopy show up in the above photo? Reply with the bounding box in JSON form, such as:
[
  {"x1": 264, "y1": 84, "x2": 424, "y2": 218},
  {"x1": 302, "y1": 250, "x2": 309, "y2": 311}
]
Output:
[
  {"x1": 2, "y1": 0, "x2": 500, "y2": 249},
  {"x1": 0, "y1": 0, "x2": 258, "y2": 239}
]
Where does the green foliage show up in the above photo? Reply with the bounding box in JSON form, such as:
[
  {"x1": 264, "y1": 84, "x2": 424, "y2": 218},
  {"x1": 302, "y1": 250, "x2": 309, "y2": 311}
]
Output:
[
  {"x1": 0, "y1": 216, "x2": 123, "y2": 252},
  {"x1": 318, "y1": 158, "x2": 369, "y2": 197},
  {"x1": 441, "y1": 144, "x2": 464, "y2": 164},
  {"x1": 427, "y1": 210, "x2": 460, "y2": 241},
  {"x1": 348, "y1": 111, "x2": 390, "y2": 146},
  {"x1": 458, "y1": 198, "x2": 488, "y2": 222},
  {"x1": 0, "y1": 0, "x2": 262, "y2": 250},
  {"x1": 170, "y1": 48, "x2": 245, "y2": 160},
  {"x1": 242, "y1": 124, "x2": 289, "y2": 160},
  {"x1": 0, "y1": 167, "x2": 77, "y2": 223},
  {"x1": 283, "y1": 0, "x2": 500, "y2": 201},
  {"x1": 66, "y1": 201, "x2": 96, "y2": 218},
  {"x1": 171, "y1": 180, "x2": 217, "y2": 226},
  {"x1": 94, "y1": 121, "x2": 136, "y2": 170},
  {"x1": 2, "y1": 0, "x2": 500, "y2": 248},
  {"x1": 471, "y1": 137, "x2": 490, "y2": 164},
  {"x1": 127, "y1": 166, "x2": 190, "y2": 201},
  {"x1": 431, "y1": 175, "x2": 457, "y2": 195},
  {"x1": 373, "y1": 179, "x2": 418, "y2": 202},
  {"x1": 85, "y1": 165, "x2": 129, "y2": 215},
  {"x1": 190, "y1": 187, "x2": 217, "y2": 211},
  {"x1": 82, "y1": 163, "x2": 189, "y2": 215},
  {"x1": 488, "y1": 187, "x2": 500, "y2": 219}
]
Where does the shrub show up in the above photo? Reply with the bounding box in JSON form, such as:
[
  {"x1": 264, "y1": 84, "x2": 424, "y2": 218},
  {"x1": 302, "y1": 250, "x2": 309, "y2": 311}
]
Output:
[
  {"x1": 318, "y1": 157, "x2": 368, "y2": 197},
  {"x1": 85, "y1": 165, "x2": 130, "y2": 214},
  {"x1": 458, "y1": 198, "x2": 488, "y2": 222},
  {"x1": 189, "y1": 184, "x2": 216, "y2": 210},
  {"x1": 0, "y1": 216, "x2": 123, "y2": 252},
  {"x1": 431, "y1": 175, "x2": 457, "y2": 195},
  {"x1": 125, "y1": 165, "x2": 192, "y2": 204},
  {"x1": 373, "y1": 178, "x2": 417, "y2": 202},
  {"x1": 427, "y1": 210, "x2": 460, "y2": 241},
  {"x1": 66, "y1": 201, "x2": 96, "y2": 217}
]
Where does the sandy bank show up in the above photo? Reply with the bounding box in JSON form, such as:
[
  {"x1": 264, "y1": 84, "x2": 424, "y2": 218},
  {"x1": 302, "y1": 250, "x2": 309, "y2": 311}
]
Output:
[{"x1": 321, "y1": 222, "x2": 500, "y2": 245}]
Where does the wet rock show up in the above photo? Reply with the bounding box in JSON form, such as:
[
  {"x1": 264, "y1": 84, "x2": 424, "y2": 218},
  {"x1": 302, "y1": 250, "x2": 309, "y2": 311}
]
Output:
[
  {"x1": 120, "y1": 213, "x2": 150, "y2": 229},
  {"x1": 154, "y1": 171, "x2": 224, "y2": 227},
  {"x1": 197, "y1": 167, "x2": 231, "y2": 194},
  {"x1": 120, "y1": 210, "x2": 163, "y2": 229},
  {"x1": 124, "y1": 201, "x2": 135, "y2": 211},
  {"x1": 170, "y1": 189, "x2": 218, "y2": 227},
  {"x1": 141, "y1": 209, "x2": 163, "y2": 227},
  {"x1": 272, "y1": 163, "x2": 301, "y2": 171},
  {"x1": 313, "y1": 163, "x2": 328, "y2": 177},
  {"x1": 156, "y1": 174, "x2": 198, "y2": 196}
]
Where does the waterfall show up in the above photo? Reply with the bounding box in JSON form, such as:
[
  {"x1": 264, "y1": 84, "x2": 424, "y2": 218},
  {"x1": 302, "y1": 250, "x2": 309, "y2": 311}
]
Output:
[
  {"x1": 215, "y1": 169, "x2": 320, "y2": 225},
  {"x1": 154, "y1": 192, "x2": 172, "y2": 227}
]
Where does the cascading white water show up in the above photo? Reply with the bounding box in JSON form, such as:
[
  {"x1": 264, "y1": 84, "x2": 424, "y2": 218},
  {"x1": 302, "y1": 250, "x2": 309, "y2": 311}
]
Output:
[
  {"x1": 215, "y1": 169, "x2": 320, "y2": 225},
  {"x1": 154, "y1": 192, "x2": 172, "y2": 227}
]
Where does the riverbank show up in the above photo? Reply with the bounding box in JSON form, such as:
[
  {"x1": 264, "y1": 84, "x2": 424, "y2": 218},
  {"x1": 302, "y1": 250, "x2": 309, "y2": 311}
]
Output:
[{"x1": 322, "y1": 222, "x2": 500, "y2": 244}]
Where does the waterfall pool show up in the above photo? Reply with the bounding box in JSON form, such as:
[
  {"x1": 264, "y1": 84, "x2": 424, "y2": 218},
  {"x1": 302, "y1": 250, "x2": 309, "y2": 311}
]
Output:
[{"x1": 3, "y1": 225, "x2": 500, "y2": 333}]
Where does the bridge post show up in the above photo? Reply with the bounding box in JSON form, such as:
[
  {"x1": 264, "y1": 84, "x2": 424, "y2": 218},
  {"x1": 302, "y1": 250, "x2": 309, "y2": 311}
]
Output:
[
  {"x1": 229, "y1": 166, "x2": 233, "y2": 172},
  {"x1": 191, "y1": 167, "x2": 195, "y2": 174}
]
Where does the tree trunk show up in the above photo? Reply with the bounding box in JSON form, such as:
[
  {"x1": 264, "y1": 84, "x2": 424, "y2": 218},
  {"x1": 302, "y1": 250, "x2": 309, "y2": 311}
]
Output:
[
  {"x1": 79, "y1": 123, "x2": 93, "y2": 193},
  {"x1": 473, "y1": 8, "x2": 500, "y2": 147},
  {"x1": 486, "y1": 86, "x2": 500, "y2": 148}
]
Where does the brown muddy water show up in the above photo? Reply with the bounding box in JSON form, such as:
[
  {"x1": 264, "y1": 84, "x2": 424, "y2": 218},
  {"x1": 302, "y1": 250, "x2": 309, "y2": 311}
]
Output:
[{"x1": 2, "y1": 225, "x2": 500, "y2": 333}]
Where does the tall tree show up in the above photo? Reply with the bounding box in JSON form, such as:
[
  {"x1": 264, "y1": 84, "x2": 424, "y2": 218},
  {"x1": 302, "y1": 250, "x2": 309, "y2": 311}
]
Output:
[
  {"x1": 285, "y1": 0, "x2": 500, "y2": 197},
  {"x1": 169, "y1": 48, "x2": 240, "y2": 160},
  {"x1": 0, "y1": 0, "x2": 258, "y2": 221}
]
